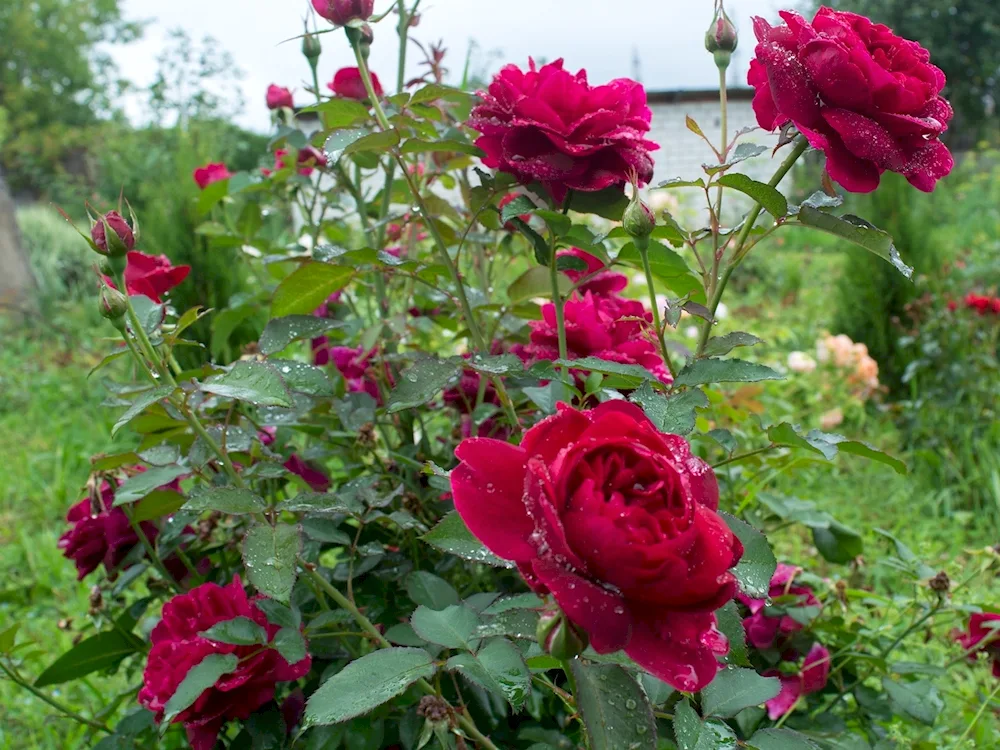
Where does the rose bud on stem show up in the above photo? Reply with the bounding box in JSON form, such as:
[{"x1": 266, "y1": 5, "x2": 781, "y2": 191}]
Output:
[
  {"x1": 705, "y1": 1, "x2": 738, "y2": 69},
  {"x1": 537, "y1": 610, "x2": 589, "y2": 661},
  {"x1": 99, "y1": 283, "x2": 128, "y2": 333}
]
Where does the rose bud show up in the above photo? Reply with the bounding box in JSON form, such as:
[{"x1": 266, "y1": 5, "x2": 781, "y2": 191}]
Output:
[
  {"x1": 312, "y1": 0, "x2": 374, "y2": 26},
  {"x1": 99, "y1": 283, "x2": 128, "y2": 329},
  {"x1": 705, "y1": 3, "x2": 738, "y2": 67},
  {"x1": 537, "y1": 611, "x2": 589, "y2": 660},
  {"x1": 622, "y1": 192, "x2": 656, "y2": 250},
  {"x1": 302, "y1": 29, "x2": 322, "y2": 66},
  {"x1": 91, "y1": 210, "x2": 135, "y2": 257},
  {"x1": 266, "y1": 84, "x2": 294, "y2": 110}
]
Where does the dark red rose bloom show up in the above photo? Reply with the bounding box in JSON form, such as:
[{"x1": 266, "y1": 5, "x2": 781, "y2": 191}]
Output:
[
  {"x1": 765, "y1": 643, "x2": 831, "y2": 719},
  {"x1": 467, "y1": 59, "x2": 659, "y2": 204},
  {"x1": 112, "y1": 251, "x2": 190, "y2": 303},
  {"x1": 139, "y1": 578, "x2": 312, "y2": 750},
  {"x1": 964, "y1": 293, "x2": 1000, "y2": 316},
  {"x1": 91, "y1": 210, "x2": 135, "y2": 254},
  {"x1": 516, "y1": 291, "x2": 671, "y2": 385},
  {"x1": 737, "y1": 563, "x2": 821, "y2": 650},
  {"x1": 59, "y1": 472, "x2": 185, "y2": 580},
  {"x1": 954, "y1": 613, "x2": 1000, "y2": 678},
  {"x1": 328, "y1": 67, "x2": 383, "y2": 101},
  {"x1": 266, "y1": 85, "x2": 294, "y2": 110},
  {"x1": 193, "y1": 163, "x2": 232, "y2": 189},
  {"x1": 450, "y1": 401, "x2": 743, "y2": 691},
  {"x1": 557, "y1": 248, "x2": 628, "y2": 297},
  {"x1": 748, "y1": 8, "x2": 953, "y2": 193},
  {"x1": 312, "y1": 0, "x2": 374, "y2": 25}
]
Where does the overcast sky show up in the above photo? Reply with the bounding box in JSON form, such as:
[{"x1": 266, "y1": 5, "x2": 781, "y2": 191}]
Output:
[{"x1": 114, "y1": 0, "x2": 783, "y2": 132}]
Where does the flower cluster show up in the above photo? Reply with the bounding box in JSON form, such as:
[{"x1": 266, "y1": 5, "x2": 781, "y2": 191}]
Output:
[
  {"x1": 815, "y1": 333, "x2": 881, "y2": 399},
  {"x1": 738, "y1": 564, "x2": 830, "y2": 718}
]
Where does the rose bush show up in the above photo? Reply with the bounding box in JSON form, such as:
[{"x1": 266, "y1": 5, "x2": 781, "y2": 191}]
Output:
[{"x1": 5, "y1": 2, "x2": 997, "y2": 749}]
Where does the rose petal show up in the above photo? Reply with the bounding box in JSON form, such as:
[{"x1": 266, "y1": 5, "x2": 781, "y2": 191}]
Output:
[
  {"x1": 625, "y1": 612, "x2": 723, "y2": 692},
  {"x1": 766, "y1": 674, "x2": 803, "y2": 720}
]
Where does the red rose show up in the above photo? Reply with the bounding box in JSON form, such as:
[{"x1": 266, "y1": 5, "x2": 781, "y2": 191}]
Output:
[
  {"x1": 737, "y1": 563, "x2": 820, "y2": 650},
  {"x1": 328, "y1": 67, "x2": 382, "y2": 101},
  {"x1": 312, "y1": 0, "x2": 374, "y2": 25},
  {"x1": 91, "y1": 210, "x2": 135, "y2": 255},
  {"x1": 557, "y1": 248, "x2": 628, "y2": 298},
  {"x1": 955, "y1": 613, "x2": 1000, "y2": 678},
  {"x1": 765, "y1": 643, "x2": 831, "y2": 719},
  {"x1": 516, "y1": 291, "x2": 671, "y2": 385},
  {"x1": 59, "y1": 472, "x2": 186, "y2": 581},
  {"x1": 467, "y1": 59, "x2": 659, "y2": 204},
  {"x1": 139, "y1": 577, "x2": 312, "y2": 750},
  {"x1": 266, "y1": 85, "x2": 294, "y2": 110},
  {"x1": 748, "y1": 9, "x2": 953, "y2": 193},
  {"x1": 114, "y1": 251, "x2": 190, "y2": 303},
  {"x1": 450, "y1": 401, "x2": 743, "y2": 691},
  {"x1": 193, "y1": 163, "x2": 232, "y2": 189}
]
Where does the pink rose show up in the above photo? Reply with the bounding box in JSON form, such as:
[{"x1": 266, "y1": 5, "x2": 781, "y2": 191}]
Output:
[
  {"x1": 748, "y1": 9, "x2": 953, "y2": 193},
  {"x1": 91, "y1": 210, "x2": 135, "y2": 254},
  {"x1": 765, "y1": 643, "x2": 832, "y2": 719},
  {"x1": 737, "y1": 563, "x2": 821, "y2": 650},
  {"x1": 193, "y1": 163, "x2": 232, "y2": 189},
  {"x1": 312, "y1": 0, "x2": 374, "y2": 25},
  {"x1": 328, "y1": 67, "x2": 383, "y2": 101},
  {"x1": 467, "y1": 59, "x2": 659, "y2": 204},
  {"x1": 517, "y1": 291, "x2": 671, "y2": 385},
  {"x1": 557, "y1": 248, "x2": 628, "y2": 297},
  {"x1": 316, "y1": 345, "x2": 385, "y2": 404},
  {"x1": 450, "y1": 401, "x2": 743, "y2": 691},
  {"x1": 138, "y1": 578, "x2": 311, "y2": 750},
  {"x1": 266, "y1": 85, "x2": 294, "y2": 110},
  {"x1": 954, "y1": 613, "x2": 1000, "y2": 678}
]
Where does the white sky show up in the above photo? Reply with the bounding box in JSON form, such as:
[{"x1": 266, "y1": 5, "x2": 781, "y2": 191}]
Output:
[{"x1": 114, "y1": 0, "x2": 781, "y2": 132}]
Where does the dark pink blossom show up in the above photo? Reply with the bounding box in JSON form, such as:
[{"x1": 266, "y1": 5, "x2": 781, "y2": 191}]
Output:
[
  {"x1": 329, "y1": 67, "x2": 383, "y2": 101},
  {"x1": 765, "y1": 643, "x2": 832, "y2": 719},
  {"x1": 193, "y1": 163, "x2": 232, "y2": 189},
  {"x1": 557, "y1": 248, "x2": 628, "y2": 297},
  {"x1": 737, "y1": 563, "x2": 821, "y2": 650},
  {"x1": 954, "y1": 613, "x2": 1000, "y2": 678},
  {"x1": 312, "y1": 0, "x2": 374, "y2": 25},
  {"x1": 266, "y1": 85, "x2": 294, "y2": 110}
]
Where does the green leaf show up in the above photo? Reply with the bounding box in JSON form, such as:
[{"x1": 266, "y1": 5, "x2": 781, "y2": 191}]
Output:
[
  {"x1": 421, "y1": 512, "x2": 513, "y2": 568},
  {"x1": 797, "y1": 208, "x2": 913, "y2": 278},
  {"x1": 258, "y1": 600, "x2": 300, "y2": 630},
  {"x1": 387, "y1": 356, "x2": 463, "y2": 413},
  {"x1": 813, "y1": 521, "x2": 864, "y2": 564},
  {"x1": 467, "y1": 353, "x2": 524, "y2": 376},
  {"x1": 199, "y1": 616, "x2": 268, "y2": 646},
  {"x1": 411, "y1": 604, "x2": 480, "y2": 650},
  {"x1": 274, "y1": 627, "x2": 308, "y2": 665},
  {"x1": 304, "y1": 647, "x2": 436, "y2": 725},
  {"x1": 259, "y1": 316, "x2": 343, "y2": 356},
  {"x1": 447, "y1": 637, "x2": 532, "y2": 710},
  {"x1": 301, "y1": 98, "x2": 370, "y2": 127},
  {"x1": 500, "y1": 195, "x2": 538, "y2": 224},
  {"x1": 674, "y1": 698, "x2": 737, "y2": 750},
  {"x1": 702, "y1": 332, "x2": 764, "y2": 358},
  {"x1": 881, "y1": 678, "x2": 943, "y2": 725},
  {"x1": 112, "y1": 386, "x2": 176, "y2": 437},
  {"x1": 617, "y1": 241, "x2": 703, "y2": 301},
  {"x1": 656, "y1": 177, "x2": 706, "y2": 189},
  {"x1": 271, "y1": 359, "x2": 333, "y2": 397},
  {"x1": 0, "y1": 624, "x2": 19, "y2": 654},
  {"x1": 629, "y1": 382, "x2": 708, "y2": 435},
  {"x1": 473, "y1": 608, "x2": 540, "y2": 640},
  {"x1": 163, "y1": 653, "x2": 239, "y2": 726},
  {"x1": 277, "y1": 493, "x2": 363, "y2": 516},
  {"x1": 133, "y1": 489, "x2": 186, "y2": 522},
  {"x1": 717, "y1": 174, "x2": 788, "y2": 218},
  {"x1": 243, "y1": 524, "x2": 301, "y2": 603},
  {"x1": 184, "y1": 487, "x2": 267, "y2": 515},
  {"x1": 766, "y1": 423, "x2": 907, "y2": 474},
  {"x1": 345, "y1": 129, "x2": 400, "y2": 155},
  {"x1": 673, "y1": 358, "x2": 783, "y2": 387},
  {"x1": 203, "y1": 360, "x2": 294, "y2": 407},
  {"x1": 748, "y1": 728, "x2": 821, "y2": 749},
  {"x1": 197, "y1": 178, "x2": 230, "y2": 214},
  {"x1": 400, "y1": 138, "x2": 482, "y2": 156},
  {"x1": 324, "y1": 128, "x2": 369, "y2": 161},
  {"x1": 405, "y1": 571, "x2": 460, "y2": 610},
  {"x1": 570, "y1": 661, "x2": 657, "y2": 749},
  {"x1": 272, "y1": 263, "x2": 354, "y2": 317},
  {"x1": 130, "y1": 295, "x2": 165, "y2": 338},
  {"x1": 509, "y1": 216, "x2": 552, "y2": 265},
  {"x1": 721, "y1": 513, "x2": 777, "y2": 599},
  {"x1": 34, "y1": 631, "x2": 143, "y2": 688},
  {"x1": 716, "y1": 601, "x2": 750, "y2": 666},
  {"x1": 113, "y1": 465, "x2": 188, "y2": 507},
  {"x1": 508, "y1": 266, "x2": 571, "y2": 303},
  {"x1": 556, "y1": 356, "x2": 663, "y2": 386},
  {"x1": 409, "y1": 83, "x2": 474, "y2": 106},
  {"x1": 567, "y1": 185, "x2": 630, "y2": 220},
  {"x1": 701, "y1": 667, "x2": 781, "y2": 719}
]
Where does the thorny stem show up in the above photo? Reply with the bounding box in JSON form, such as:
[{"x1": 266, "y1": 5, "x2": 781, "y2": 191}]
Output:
[
  {"x1": 0, "y1": 661, "x2": 112, "y2": 734},
  {"x1": 695, "y1": 136, "x2": 808, "y2": 356},
  {"x1": 302, "y1": 565, "x2": 499, "y2": 749},
  {"x1": 350, "y1": 35, "x2": 520, "y2": 433},
  {"x1": 638, "y1": 244, "x2": 676, "y2": 377}
]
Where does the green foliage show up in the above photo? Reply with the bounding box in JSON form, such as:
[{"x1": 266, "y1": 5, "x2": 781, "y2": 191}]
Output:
[{"x1": 16, "y1": 206, "x2": 99, "y2": 314}]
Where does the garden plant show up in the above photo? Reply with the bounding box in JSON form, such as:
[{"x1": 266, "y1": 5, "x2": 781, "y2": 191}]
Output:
[{"x1": 2, "y1": 1, "x2": 998, "y2": 749}]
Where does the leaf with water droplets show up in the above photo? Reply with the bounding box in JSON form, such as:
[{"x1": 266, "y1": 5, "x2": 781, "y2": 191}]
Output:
[
  {"x1": 184, "y1": 487, "x2": 267, "y2": 515},
  {"x1": 421, "y1": 512, "x2": 513, "y2": 568},
  {"x1": 673, "y1": 358, "x2": 783, "y2": 388},
  {"x1": 324, "y1": 128, "x2": 369, "y2": 161},
  {"x1": 570, "y1": 660, "x2": 657, "y2": 749},
  {"x1": 386, "y1": 356, "x2": 463, "y2": 413},
  {"x1": 720, "y1": 512, "x2": 777, "y2": 599},
  {"x1": 674, "y1": 698, "x2": 738, "y2": 750},
  {"x1": 242, "y1": 523, "x2": 300, "y2": 604},
  {"x1": 405, "y1": 571, "x2": 460, "y2": 611},
  {"x1": 202, "y1": 360, "x2": 294, "y2": 407},
  {"x1": 112, "y1": 386, "x2": 176, "y2": 437},
  {"x1": 259, "y1": 315, "x2": 343, "y2": 356},
  {"x1": 270, "y1": 359, "x2": 333, "y2": 397},
  {"x1": 629, "y1": 382, "x2": 708, "y2": 436},
  {"x1": 797, "y1": 207, "x2": 913, "y2": 279},
  {"x1": 410, "y1": 604, "x2": 480, "y2": 650},
  {"x1": 717, "y1": 174, "x2": 788, "y2": 218},
  {"x1": 701, "y1": 332, "x2": 765, "y2": 359},
  {"x1": 701, "y1": 667, "x2": 781, "y2": 719},
  {"x1": 446, "y1": 637, "x2": 532, "y2": 711},
  {"x1": 473, "y1": 608, "x2": 540, "y2": 640},
  {"x1": 715, "y1": 601, "x2": 750, "y2": 666},
  {"x1": 304, "y1": 647, "x2": 436, "y2": 726},
  {"x1": 747, "y1": 728, "x2": 821, "y2": 749},
  {"x1": 199, "y1": 617, "x2": 268, "y2": 646},
  {"x1": 162, "y1": 653, "x2": 239, "y2": 726},
  {"x1": 112, "y1": 465, "x2": 188, "y2": 507}
]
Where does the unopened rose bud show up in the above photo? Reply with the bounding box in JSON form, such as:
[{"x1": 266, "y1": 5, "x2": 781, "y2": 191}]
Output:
[
  {"x1": 99, "y1": 284, "x2": 128, "y2": 330},
  {"x1": 91, "y1": 210, "x2": 135, "y2": 257},
  {"x1": 536, "y1": 611, "x2": 588, "y2": 660},
  {"x1": 705, "y1": 3, "x2": 738, "y2": 68},
  {"x1": 622, "y1": 193, "x2": 656, "y2": 250},
  {"x1": 312, "y1": 0, "x2": 374, "y2": 26},
  {"x1": 302, "y1": 30, "x2": 322, "y2": 65}
]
